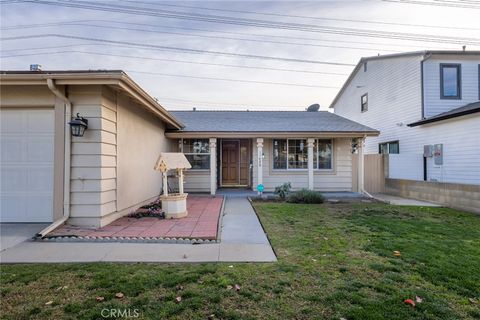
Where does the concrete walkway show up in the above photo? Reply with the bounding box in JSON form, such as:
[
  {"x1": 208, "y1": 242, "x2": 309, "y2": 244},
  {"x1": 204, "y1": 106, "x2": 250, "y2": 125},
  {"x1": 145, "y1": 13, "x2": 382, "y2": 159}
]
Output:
[
  {"x1": 372, "y1": 193, "x2": 442, "y2": 207},
  {"x1": 0, "y1": 197, "x2": 276, "y2": 263}
]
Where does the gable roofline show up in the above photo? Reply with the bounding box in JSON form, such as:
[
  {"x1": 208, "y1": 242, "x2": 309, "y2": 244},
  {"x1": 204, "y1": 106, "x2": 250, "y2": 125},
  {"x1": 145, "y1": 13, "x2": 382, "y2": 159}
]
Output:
[
  {"x1": 0, "y1": 70, "x2": 184, "y2": 129},
  {"x1": 328, "y1": 50, "x2": 480, "y2": 109}
]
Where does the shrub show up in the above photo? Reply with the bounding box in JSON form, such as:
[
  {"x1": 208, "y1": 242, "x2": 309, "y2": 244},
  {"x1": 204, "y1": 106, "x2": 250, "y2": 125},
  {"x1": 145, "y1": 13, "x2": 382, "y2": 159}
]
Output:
[
  {"x1": 287, "y1": 189, "x2": 325, "y2": 204},
  {"x1": 274, "y1": 182, "x2": 292, "y2": 200}
]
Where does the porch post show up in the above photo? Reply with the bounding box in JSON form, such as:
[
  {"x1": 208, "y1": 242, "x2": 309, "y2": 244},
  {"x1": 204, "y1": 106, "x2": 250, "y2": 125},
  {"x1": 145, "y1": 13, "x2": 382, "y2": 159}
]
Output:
[
  {"x1": 358, "y1": 136, "x2": 365, "y2": 193},
  {"x1": 256, "y1": 138, "x2": 264, "y2": 193},
  {"x1": 209, "y1": 138, "x2": 217, "y2": 195},
  {"x1": 307, "y1": 138, "x2": 315, "y2": 190}
]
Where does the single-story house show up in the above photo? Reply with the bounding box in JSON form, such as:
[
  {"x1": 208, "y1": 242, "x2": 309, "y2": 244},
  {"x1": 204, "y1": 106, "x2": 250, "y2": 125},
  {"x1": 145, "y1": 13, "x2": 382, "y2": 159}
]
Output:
[{"x1": 0, "y1": 70, "x2": 378, "y2": 229}]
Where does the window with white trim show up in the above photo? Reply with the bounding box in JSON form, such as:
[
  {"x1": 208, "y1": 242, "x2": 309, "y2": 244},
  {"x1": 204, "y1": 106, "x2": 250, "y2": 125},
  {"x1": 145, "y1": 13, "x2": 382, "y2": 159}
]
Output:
[
  {"x1": 273, "y1": 139, "x2": 333, "y2": 170},
  {"x1": 181, "y1": 139, "x2": 210, "y2": 170}
]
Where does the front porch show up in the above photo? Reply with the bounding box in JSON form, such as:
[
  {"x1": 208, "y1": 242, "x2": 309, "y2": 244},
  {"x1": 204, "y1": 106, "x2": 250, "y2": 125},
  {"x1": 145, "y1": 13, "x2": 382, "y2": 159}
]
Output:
[
  {"x1": 177, "y1": 137, "x2": 367, "y2": 195},
  {"x1": 48, "y1": 195, "x2": 224, "y2": 240}
]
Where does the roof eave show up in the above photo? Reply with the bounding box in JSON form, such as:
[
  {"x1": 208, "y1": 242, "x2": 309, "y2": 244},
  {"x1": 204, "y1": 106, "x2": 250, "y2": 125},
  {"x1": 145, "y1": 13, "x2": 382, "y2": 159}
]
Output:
[
  {"x1": 165, "y1": 130, "x2": 380, "y2": 139},
  {"x1": 0, "y1": 72, "x2": 184, "y2": 129},
  {"x1": 407, "y1": 107, "x2": 480, "y2": 127}
]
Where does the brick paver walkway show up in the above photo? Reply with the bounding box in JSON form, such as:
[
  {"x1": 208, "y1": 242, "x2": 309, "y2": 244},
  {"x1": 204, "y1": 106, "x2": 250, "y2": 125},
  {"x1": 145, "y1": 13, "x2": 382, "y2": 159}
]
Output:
[{"x1": 50, "y1": 195, "x2": 223, "y2": 240}]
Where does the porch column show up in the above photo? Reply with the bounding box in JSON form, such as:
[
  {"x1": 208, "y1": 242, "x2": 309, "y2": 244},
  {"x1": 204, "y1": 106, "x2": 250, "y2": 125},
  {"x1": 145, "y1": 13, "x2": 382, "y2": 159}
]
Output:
[
  {"x1": 256, "y1": 138, "x2": 264, "y2": 193},
  {"x1": 358, "y1": 136, "x2": 365, "y2": 193},
  {"x1": 307, "y1": 138, "x2": 315, "y2": 190},
  {"x1": 209, "y1": 138, "x2": 217, "y2": 195}
]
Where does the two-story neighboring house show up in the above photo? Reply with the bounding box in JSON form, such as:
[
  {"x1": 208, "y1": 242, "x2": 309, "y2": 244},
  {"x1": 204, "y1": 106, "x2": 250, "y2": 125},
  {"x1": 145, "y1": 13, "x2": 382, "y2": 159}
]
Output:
[{"x1": 331, "y1": 50, "x2": 480, "y2": 213}]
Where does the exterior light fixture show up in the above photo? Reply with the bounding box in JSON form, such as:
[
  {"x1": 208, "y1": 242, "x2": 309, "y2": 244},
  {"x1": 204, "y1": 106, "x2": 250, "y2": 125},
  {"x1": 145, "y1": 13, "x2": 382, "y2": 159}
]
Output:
[{"x1": 69, "y1": 113, "x2": 88, "y2": 137}]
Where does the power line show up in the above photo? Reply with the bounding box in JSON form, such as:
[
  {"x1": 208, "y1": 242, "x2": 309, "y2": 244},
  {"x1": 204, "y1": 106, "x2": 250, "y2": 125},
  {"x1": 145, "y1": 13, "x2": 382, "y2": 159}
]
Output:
[
  {"x1": 383, "y1": 0, "x2": 480, "y2": 9},
  {"x1": 0, "y1": 19, "x2": 456, "y2": 51},
  {"x1": 154, "y1": 96, "x2": 307, "y2": 109},
  {"x1": 125, "y1": 70, "x2": 341, "y2": 89},
  {"x1": 120, "y1": 0, "x2": 480, "y2": 31},
  {"x1": 1, "y1": 34, "x2": 356, "y2": 66},
  {"x1": 0, "y1": 49, "x2": 350, "y2": 76},
  {"x1": 18, "y1": 0, "x2": 480, "y2": 45},
  {"x1": 0, "y1": 21, "x2": 402, "y2": 53}
]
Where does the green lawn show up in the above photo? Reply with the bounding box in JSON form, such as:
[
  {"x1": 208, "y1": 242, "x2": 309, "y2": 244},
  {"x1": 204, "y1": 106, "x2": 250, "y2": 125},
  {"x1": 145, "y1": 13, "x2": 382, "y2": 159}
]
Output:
[{"x1": 1, "y1": 202, "x2": 479, "y2": 319}]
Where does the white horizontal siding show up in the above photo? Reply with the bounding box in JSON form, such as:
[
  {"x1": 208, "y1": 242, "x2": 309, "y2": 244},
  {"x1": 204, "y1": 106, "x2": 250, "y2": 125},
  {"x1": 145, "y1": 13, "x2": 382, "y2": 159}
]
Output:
[
  {"x1": 334, "y1": 55, "x2": 423, "y2": 155},
  {"x1": 423, "y1": 57, "x2": 480, "y2": 117},
  {"x1": 334, "y1": 54, "x2": 480, "y2": 185}
]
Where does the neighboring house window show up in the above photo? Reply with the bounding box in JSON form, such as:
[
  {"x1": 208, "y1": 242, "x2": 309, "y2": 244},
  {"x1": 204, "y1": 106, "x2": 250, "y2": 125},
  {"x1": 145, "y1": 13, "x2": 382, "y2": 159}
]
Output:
[
  {"x1": 273, "y1": 139, "x2": 333, "y2": 170},
  {"x1": 440, "y1": 63, "x2": 461, "y2": 99},
  {"x1": 361, "y1": 93, "x2": 368, "y2": 112},
  {"x1": 378, "y1": 141, "x2": 399, "y2": 154},
  {"x1": 181, "y1": 139, "x2": 210, "y2": 169}
]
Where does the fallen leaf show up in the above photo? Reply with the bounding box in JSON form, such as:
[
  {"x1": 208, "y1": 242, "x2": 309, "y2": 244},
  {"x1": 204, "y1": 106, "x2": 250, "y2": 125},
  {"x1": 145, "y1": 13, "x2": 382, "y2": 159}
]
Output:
[
  {"x1": 234, "y1": 284, "x2": 241, "y2": 291},
  {"x1": 323, "y1": 237, "x2": 329, "y2": 240},
  {"x1": 175, "y1": 296, "x2": 182, "y2": 303},
  {"x1": 115, "y1": 292, "x2": 124, "y2": 299},
  {"x1": 415, "y1": 296, "x2": 423, "y2": 303},
  {"x1": 96, "y1": 296, "x2": 105, "y2": 302},
  {"x1": 312, "y1": 258, "x2": 317, "y2": 262},
  {"x1": 404, "y1": 299, "x2": 415, "y2": 307},
  {"x1": 208, "y1": 314, "x2": 215, "y2": 319},
  {"x1": 468, "y1": 298, "x2": 478, "y2": 304},
  {"x1": 394, "y1": 251, "x2": 401, "y2": 257},
  {"x1": 45, "y1": 301, "x2": 53, "y2": 305},
  {"x1": 226, "y1": 285, "x2": 233, "y2": 290}
]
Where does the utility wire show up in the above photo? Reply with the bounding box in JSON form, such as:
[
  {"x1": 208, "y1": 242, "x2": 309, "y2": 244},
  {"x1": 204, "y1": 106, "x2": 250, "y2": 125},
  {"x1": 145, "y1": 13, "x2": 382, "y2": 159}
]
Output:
[
  {"x1": 125, "y1": 70, "x2": 341, "y2": 89},
  {"x1": 120, "y1": 0, "x2": 480, "y2": 31},
  {"x1": 0, "y1": 19, "x2": 456, "y2": 50},
  {"x1": 1, "y1": 34, "x2": 356, "y2": 66},
  {"x1": 18, "y1": 0, "x2": 480, "y2": 45},
  {"x1": 0, "y1": 21, "x2": 401, "y2": 53},
  {"x1": 0, "y1": 49, "x2": 350, "y2": 76},
  {"x1": 383, "y1": 0, "x2": 480, "y2": 9}
]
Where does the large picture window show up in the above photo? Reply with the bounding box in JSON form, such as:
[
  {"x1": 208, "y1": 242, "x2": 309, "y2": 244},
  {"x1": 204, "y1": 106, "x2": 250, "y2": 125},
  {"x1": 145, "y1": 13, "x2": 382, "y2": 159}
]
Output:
[
  {"x1": 181, "y1": 139, "x2": 210, "y2": 170},
  {"x1": 273, "y1": 139, "x2": 333, "y2": 170},
  {"x1": 440, "y1": 63, "x2": 461, "y2": 99}
]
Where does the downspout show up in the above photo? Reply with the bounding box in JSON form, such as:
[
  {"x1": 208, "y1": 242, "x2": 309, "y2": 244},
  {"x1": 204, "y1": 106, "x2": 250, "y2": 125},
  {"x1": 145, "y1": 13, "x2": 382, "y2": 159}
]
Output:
[{"x1": 37, "y1": 79, "x2": 72, "y2": 237}]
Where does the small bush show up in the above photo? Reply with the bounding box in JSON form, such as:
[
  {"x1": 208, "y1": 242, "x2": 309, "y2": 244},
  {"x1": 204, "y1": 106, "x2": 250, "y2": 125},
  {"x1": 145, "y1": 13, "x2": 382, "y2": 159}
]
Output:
[
  {"x1": 274, "y1": 182, "x2": 292, "y2": 200},
  {"x1": 287, "y1": 189, "x2": 325, "y2": 204}
]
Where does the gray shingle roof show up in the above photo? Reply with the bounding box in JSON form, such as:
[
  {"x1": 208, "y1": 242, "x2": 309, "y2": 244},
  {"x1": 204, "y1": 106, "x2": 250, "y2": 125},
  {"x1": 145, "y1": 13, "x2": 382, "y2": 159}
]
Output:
[
  {"x1": 169, "y1": 111, "x2": 378, "y2": 133},
  {"x1": 408, "y1": 101, "x2": 480, "y2": 127}
]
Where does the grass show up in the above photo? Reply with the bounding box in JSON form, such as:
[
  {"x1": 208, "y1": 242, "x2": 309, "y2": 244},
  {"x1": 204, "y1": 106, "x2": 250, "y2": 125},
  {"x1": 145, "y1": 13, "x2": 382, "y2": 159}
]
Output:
[{"x1": 1, "y1": 202, "x2": 479, "y2": 319}]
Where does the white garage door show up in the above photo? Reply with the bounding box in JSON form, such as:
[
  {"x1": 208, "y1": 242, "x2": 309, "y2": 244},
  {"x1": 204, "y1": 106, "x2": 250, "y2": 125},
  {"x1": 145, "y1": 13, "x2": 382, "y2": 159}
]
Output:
[{"x1": 1, "y1": 109, "x2": 54, "y2": 222}]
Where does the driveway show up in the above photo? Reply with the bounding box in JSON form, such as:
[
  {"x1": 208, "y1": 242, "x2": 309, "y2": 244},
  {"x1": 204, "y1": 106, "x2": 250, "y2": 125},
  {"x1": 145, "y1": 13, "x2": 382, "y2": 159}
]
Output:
[{"x1": 0, "y1": 223, "x2": 48, "y2": 252}]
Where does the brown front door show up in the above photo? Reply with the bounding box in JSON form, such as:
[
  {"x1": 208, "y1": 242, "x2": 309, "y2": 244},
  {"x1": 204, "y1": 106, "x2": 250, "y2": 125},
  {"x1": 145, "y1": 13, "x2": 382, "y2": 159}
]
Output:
[{"x1": 222, "y1": 141, "x2": 239, "y2": 185}]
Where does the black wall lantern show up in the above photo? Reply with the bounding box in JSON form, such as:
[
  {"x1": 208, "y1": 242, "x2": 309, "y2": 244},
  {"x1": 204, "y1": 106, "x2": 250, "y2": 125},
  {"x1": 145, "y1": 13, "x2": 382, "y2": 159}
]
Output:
[{"x1": 69, "y1": 113, "x2": 88, "y2": 137}]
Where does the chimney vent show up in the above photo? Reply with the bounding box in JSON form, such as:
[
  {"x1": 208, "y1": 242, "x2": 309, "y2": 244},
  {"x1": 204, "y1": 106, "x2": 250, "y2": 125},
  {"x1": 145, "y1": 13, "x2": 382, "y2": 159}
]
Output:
[{"x1": 30, "y1": 64, "x2": 42, "y2": 71}]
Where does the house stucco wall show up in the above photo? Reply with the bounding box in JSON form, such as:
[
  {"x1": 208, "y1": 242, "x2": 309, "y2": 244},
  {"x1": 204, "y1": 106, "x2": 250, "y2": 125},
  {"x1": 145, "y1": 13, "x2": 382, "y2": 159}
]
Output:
[
  {"x1": 116, "y1": 91, "x2": 171, "y2": 212},
  {"x1": 252, "y1": 138, "x2": 353, "y2": 192}
]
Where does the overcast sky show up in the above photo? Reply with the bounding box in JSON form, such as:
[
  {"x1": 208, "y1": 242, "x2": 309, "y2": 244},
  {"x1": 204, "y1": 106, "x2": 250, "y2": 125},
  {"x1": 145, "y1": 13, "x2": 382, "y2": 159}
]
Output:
[{"x1": 1, "y1": 0, "x2": 479, "y2": 111}]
